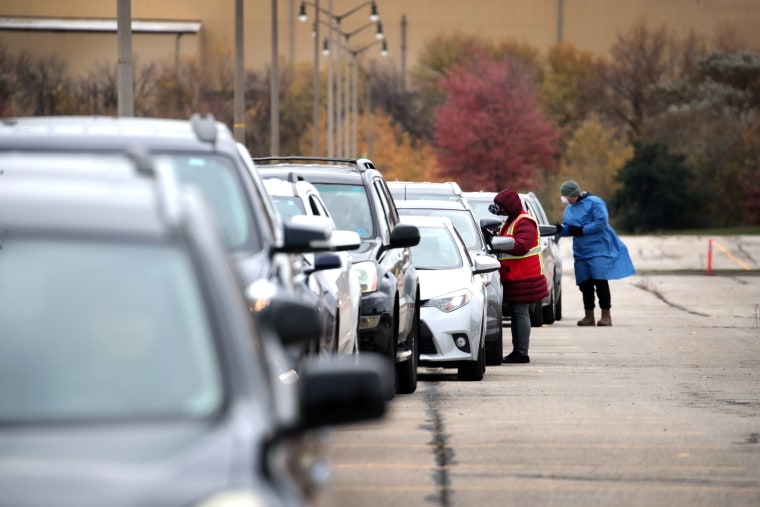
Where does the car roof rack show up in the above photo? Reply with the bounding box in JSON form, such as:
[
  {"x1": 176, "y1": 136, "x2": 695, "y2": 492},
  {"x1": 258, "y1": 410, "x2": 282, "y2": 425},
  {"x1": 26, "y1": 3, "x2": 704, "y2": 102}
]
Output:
[{"x1": 253, "y1": 156, "x2": 376, "y2": 173}]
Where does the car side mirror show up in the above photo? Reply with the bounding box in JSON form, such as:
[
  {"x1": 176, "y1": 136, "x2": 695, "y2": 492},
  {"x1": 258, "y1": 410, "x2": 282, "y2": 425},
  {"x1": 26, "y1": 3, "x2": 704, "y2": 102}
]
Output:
[
  {"x1": 298, "y1": 353, "x2": 394, "y2": 429},
  {"x1": 490, "y1": 236, "x2": 515, "y2": 252},
  {"x1": 246, "y1": 282, "x2": 322, "y2": 347},
  {"x1": 389, "y1": 224, "x2": 420, "y2": 248},
  {"x1": 539, "y1": 224, "x2": 557, "y2": 237},
  {"x1": 306, "y1": 252, "x2": 342, "y2": 276},
  {"x1": 472, "y1": 255, "x2": 501, "y2": 274}
]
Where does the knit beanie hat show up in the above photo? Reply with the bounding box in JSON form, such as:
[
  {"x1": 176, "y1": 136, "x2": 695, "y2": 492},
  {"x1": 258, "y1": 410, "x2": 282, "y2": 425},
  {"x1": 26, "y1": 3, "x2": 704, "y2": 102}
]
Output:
[
  {"x1": 560, "y1": 180, "x2": 581, "y2": 197},
  {"x1": 493, "y1": 188, "x2": 522, "y2": 217}
]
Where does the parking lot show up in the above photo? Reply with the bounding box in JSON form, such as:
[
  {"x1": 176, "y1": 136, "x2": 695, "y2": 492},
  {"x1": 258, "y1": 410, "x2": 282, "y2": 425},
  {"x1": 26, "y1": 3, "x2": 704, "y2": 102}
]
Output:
[{"x1": 315, "y1": 241, "x2": 760, "y2": 507}]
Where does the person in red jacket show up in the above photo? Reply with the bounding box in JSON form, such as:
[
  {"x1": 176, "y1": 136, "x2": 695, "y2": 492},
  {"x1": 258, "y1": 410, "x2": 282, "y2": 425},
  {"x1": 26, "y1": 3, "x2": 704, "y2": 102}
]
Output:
[{"x1": 489, "y1": 189, "x2": 548, "y2": 363}]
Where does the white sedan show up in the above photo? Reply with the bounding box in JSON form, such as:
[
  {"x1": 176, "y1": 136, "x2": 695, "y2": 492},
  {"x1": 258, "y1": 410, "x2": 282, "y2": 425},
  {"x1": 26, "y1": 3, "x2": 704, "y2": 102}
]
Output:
[{"x1": 400, "y1": 215, "x2": 502, "y2": 381}]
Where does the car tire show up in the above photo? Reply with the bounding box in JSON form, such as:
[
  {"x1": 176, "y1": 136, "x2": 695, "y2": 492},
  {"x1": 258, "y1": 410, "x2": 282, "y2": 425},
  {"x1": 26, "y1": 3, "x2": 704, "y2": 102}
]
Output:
[
  {"x1": 485, "y1": 322, "x2": 503, "y2": 366},
  {"x1": 542, "y1": 288, "x2": 556, "y2": 325},
  {"x1": 458, "y1": 327, "x2": 486, "y2": 381},
  {"x1": 395, "y1": 294, "x2": 419, "y2": 394},
  {"x1": 529, "y1": 302, "x2": 543, "y2": 327}
]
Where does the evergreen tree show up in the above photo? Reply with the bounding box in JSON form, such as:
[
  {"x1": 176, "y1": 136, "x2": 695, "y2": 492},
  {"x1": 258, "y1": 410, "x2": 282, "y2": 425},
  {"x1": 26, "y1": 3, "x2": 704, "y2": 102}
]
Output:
[{"x1": 610, "y1": 142, "x2": 702, "y2": 232}]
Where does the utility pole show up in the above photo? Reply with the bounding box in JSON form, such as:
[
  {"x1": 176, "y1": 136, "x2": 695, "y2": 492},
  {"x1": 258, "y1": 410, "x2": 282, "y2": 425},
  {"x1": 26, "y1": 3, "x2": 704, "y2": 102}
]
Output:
[
  {"x1": 234, "y1": 0, "x2": 245, "y2": 143},
  {"x1": 117, "y1": 0, "x2": 134, "y2": 117},
  {"x1": 271, "y1": 0, "x2": 280, "y2": 156},
  {"x1": 557, "y1": 0, "x2": 564, "y2": 44},
  {"x1": 401, "y1": 14, "x2": 407, "y2": 92},
  {"x1": 312, "y1": 0, "x2": 320, "y2": 156}
]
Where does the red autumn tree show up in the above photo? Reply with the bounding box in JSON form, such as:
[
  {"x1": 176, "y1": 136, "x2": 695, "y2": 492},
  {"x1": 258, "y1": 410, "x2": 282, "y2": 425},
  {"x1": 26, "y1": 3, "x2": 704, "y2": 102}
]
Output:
[{"x1": 432, "y1": 55, "x2": 559, "y2": 191}]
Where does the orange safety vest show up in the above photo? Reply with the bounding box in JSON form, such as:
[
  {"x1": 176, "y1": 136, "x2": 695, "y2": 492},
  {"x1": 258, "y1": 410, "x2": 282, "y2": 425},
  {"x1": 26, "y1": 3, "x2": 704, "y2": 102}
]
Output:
[{"x1": 497, "y1": 212, "x2": 544, "y2": 282}]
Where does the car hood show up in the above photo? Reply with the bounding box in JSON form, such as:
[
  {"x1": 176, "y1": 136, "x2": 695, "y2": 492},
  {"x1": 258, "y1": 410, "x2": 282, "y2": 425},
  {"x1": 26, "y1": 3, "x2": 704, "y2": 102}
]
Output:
[
  {"x1": 417, "y1": 267, "x2": 470, "y2": 301},
  {"x1": 0, "y1": 406, "x2": 282, "y2": 507},
  {"x1": 346, "y1": 239, "x2": 379, "y2": 263}
]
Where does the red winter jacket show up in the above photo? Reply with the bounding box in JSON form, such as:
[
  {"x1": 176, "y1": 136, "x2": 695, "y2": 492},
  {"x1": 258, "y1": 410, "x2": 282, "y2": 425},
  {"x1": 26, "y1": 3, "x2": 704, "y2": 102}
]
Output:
[{"x1": 494, "y1": 190, "x2": 549, "y2": 304}]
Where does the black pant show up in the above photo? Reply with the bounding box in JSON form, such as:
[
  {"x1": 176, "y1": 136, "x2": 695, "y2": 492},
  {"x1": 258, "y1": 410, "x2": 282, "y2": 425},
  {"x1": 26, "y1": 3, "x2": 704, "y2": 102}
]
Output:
[{"x1": 579, "y1": 279, "x2": 611, "y2": 310}]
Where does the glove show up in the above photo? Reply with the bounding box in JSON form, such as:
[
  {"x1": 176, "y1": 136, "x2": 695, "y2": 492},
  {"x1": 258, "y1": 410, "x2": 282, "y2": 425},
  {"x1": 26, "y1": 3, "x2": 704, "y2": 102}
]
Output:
[
  {"x1": 568, "y1": 225, "x2": 584, "y2": 236},
  {"x1": 488, "y1": 203, "x2": 501, "y2": 215},
  {"x1": 554, "y1": 223, "x2": 563, "y2": 234}
]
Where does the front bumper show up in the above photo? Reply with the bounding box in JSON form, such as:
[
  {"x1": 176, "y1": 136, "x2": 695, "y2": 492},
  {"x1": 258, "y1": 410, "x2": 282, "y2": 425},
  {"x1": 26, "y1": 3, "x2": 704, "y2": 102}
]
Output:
[{"x1": 418, "y1": 307, "x2": 479, "y2": 366}]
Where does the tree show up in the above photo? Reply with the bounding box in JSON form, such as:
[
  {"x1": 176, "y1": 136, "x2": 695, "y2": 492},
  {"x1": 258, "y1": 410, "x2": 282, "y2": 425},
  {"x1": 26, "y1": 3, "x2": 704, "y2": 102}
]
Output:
[
  {"x1": 610, "y1": 142, "x2": 701, "y2": 232},
  {"x1": 560, "y1": 118, "x2": 633, "y2": 203},
  {"x1": 597, "y1": 19, "x2": 706, "y2": 140},
  {"x1": 432, "y1": 55, "x2": 559, "y2": 191},
  {"x1": 644, "y1": 47, "x2": 760, "y2": 227},
  {"x1": 299, "y1": 109, "x2": 439, "y2": 182},
  {"x1": 540, "y1": 43, "x2": 607, "y2": 137}
]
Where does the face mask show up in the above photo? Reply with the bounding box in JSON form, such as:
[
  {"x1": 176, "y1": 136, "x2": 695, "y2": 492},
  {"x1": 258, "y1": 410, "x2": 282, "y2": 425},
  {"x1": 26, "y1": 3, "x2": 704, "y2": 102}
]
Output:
[{"x1": 561, "y1": 196, "x2": 570, "y2": 205}]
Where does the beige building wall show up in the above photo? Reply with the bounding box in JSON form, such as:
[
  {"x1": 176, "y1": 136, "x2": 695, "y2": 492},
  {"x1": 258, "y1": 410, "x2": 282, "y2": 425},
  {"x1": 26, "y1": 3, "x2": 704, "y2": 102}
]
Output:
[{"x1": 1, "y1": 0, "x2": 759, "y2": 78}]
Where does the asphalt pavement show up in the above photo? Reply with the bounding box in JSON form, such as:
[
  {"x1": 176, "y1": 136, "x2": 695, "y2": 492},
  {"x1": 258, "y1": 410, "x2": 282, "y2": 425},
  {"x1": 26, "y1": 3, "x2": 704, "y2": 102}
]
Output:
[{"x1": 314, "y1": 235, "x2": 760, "y2": 507}]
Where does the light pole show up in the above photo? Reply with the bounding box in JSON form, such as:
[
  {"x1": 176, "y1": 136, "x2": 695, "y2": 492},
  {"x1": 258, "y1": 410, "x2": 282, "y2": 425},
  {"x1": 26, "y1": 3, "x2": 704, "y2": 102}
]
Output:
[
  {"x1": 318, "y1": 19, "x2": 383, "y2": 157},
  {"x1": 325, "y1": 37, "x2": 387, "y2": 157},
  {"x1": 299, "y1": 1, "x2": 380, "y2": 157}
]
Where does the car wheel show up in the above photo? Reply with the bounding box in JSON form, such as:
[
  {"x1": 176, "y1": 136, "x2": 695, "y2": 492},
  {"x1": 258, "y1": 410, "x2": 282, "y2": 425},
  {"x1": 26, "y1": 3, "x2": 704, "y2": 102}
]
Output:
[
  {"x1": 395, "y1": 294, "x2": 419, "y2": 394},
  {"x1": 529, "y1": 302, "x2": 543, "y2": 327},
  {"x1": 542, "y1": 288, "x2": 556, "y2": 325},
  {"x1": 458, "y1": 326, "x2": 485, "y2": 381},
  {"x1": 485, "y1": 320, "x2": 503, "y2": 366}
]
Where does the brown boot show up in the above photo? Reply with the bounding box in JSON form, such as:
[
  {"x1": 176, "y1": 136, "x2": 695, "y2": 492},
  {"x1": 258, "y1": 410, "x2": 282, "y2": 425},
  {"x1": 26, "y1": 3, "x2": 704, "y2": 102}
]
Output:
[
  {"x1": 597, "y1": 309, "x2": 612, "y2": 326},
  {"x1": 577, "y1": 309, "x2": 596, "y2": 326}
]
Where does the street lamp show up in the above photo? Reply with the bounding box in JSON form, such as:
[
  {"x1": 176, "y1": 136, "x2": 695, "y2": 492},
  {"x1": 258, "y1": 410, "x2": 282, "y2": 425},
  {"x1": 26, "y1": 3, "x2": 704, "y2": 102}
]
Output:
[
  {"x1": 299, "y1": 0, "x2": 381, "y2": 157},
  {"x1": 324, "y1": 37, "x2": 388, "y2": 157},
  {"x1": 299, "y1": 1, "x2": 378, "y2": 24}
]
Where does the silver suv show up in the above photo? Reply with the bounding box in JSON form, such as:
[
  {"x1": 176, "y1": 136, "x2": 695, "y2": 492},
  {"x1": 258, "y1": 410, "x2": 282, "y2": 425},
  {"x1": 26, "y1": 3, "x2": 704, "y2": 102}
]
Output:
[
  {"x1": 0, "y1": 151, "x2": 392, "y2": 506},
  {"x1": 0, "y1": 115, "x2": 350, "y2": 352}
]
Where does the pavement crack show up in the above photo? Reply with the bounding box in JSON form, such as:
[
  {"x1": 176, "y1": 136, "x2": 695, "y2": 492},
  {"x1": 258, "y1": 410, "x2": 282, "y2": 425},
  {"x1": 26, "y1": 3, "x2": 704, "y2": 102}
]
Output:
[
  {"x1": 423, "y1": 381, "x2": 453, "y2": 507},
  {"x1": 633, "y1": 280, "x2": 710, "y2": 317}
]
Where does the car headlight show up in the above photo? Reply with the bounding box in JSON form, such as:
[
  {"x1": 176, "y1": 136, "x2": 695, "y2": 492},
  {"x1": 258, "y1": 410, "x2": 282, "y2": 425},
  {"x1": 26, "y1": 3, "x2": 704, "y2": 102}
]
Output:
[
  {"x1": 351, "y1": 261, "x2": 378, "y2": 293},
  {"x1": 194, "y1": 491, "x2": 268, "y2": 507},
  {"x1": 424, "y1": 289, "x2": 472, "y2": 313}
]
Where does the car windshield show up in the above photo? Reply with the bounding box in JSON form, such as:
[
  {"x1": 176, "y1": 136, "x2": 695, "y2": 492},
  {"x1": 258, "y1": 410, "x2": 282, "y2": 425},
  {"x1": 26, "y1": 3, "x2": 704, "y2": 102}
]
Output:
[
  {"x1": 313, "y1": 183, "x2": 374, "y2": 239},
  {"x1": 271, "y1": 195, "x2": 306, "y2": 220},
  {"x1": 467, "y1": 200, "x2": 494, "y2": 223},
  {"x1": 410, "y1": 227, "x2": 462, "y2": 270},
  {"x1": 169, "y1": 154, "x2": 258, "y2": 253},
  {"x1": 398, "y1": 207, "x2": 484, "y2": 252},
  {"x1": 0, "y1": 237, "x2": 224, "y2": 423}
]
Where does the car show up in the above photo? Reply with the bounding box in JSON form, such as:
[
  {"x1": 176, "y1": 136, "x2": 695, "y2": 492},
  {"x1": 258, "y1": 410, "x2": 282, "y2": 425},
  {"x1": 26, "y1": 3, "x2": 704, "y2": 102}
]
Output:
[
  {"x1": 388, "y1": 180, "x2": 465, "y2": 202},
  {"x1": 0, "y1": 114, "x2": 353, "y2": 356},
  {"x1": 262, "y1": 174, "x2": 362, "y2": 355},
  {"x1": 0, "y1": 151, "x2": 393, "y2": 507},
  {"x1": 253, "y1": 157, "x2": 421, "y2": 395},
  {"x1": 464, "y1": 190, "x2": 563, "y2": 326},
  {"x1": 399, "y1": 215, "x2": 502, "y2": 380},
  {"x1": 394, "y1": 199, "x2": 506, "y2": 366}
]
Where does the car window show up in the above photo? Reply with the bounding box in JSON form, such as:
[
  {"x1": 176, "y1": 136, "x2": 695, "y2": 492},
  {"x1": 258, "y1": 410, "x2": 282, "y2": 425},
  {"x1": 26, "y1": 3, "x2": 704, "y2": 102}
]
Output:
[
  {"x1": 313, "y1": 183, "x2": 374, "y2": 239},
  {"x1": 398, "y1": 208, "x2": 484, "y2": 252},
  {"x1": 171, "y1": 155, "x2": 255, "y2": 251},
  {"x1": 468, "y1": 200, "x2": 494, "y2": 222},
  {"x1": 0, "y1": 237, "x2": 224, "y2": 422},
  {"x1": 271, "y1": 195, "x2": 306, "y2": 220},
  {"x1": 410, "y1": 226, "x2": 462, "y2": 270},
  {"x1": 374, "y1": 178, "x2": 398, "y2": 228}
]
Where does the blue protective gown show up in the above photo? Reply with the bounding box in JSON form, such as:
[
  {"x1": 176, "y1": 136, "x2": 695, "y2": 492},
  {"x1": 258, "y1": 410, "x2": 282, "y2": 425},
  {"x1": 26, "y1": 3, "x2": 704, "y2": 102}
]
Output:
[{"x1": 559, "y1": 193, "x2": 635, "y2": 285}]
